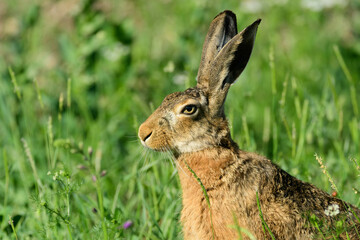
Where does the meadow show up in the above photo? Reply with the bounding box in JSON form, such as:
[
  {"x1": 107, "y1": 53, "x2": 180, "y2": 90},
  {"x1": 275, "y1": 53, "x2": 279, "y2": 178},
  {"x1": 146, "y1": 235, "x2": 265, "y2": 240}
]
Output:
[{"x1": 0, "y1": 0, "x2": 359, "y2": 239}]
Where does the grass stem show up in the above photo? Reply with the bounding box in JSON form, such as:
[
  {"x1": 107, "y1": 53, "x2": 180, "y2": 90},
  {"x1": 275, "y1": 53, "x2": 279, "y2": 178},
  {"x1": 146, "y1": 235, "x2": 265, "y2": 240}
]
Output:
[
  {"x1": 184, "y1": 160, "x2": 215, "y2": 240},
  {"x1": 333, "y1": 45, "x2": 359, "y2": 118},
  {"x1": 3, "y1": 149, "x2": 9, "y2": 207},
  {"x1": 96, "y1": 180, "x2": 108, "y2": 240},
  {"x1": 256, "y1": 192, "x2": 275, "y2": 240},
  {"x1": 8, "y1": 216, "x2": 19, "y2": 240}
]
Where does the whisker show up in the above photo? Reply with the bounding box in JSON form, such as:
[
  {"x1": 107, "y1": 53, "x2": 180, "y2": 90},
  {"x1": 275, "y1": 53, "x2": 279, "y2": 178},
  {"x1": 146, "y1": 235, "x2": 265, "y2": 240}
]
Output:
[
  {"x1": 139, "y1": 146, "x2": 150, "y2": 168},
  {"x1": 162, "y1": 146, "x2": 176, "y2": 170},
  {"x1": 142, "y1": 148, "x2": 151, "y2": 168},
  {"x1": 124, "y1": 134, "x2": 139, "y2": 139}
]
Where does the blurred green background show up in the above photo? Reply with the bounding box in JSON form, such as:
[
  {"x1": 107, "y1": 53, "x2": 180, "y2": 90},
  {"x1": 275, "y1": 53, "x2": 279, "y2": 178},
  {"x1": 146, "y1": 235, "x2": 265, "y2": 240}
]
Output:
[{"x1": 0, "y1": 0, "x2": 359, "y2": 239}]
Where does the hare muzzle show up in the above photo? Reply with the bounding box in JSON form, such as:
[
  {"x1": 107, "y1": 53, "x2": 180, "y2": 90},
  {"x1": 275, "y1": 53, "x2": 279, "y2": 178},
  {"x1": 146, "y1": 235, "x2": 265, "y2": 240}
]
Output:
[
  {"x1": 138, "y1": 123, "x2": 152, "y2": 147},
  {"x1": 138, "y1": 109, "x2": 173, "y2": 151}
]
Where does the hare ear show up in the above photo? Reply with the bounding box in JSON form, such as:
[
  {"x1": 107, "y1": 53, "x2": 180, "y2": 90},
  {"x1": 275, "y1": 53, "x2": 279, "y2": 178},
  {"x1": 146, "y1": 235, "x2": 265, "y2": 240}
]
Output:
[
  {"x1": 197, "y1": 10, "x2": 238, "y2": 89},
  {"x1": 199, "y1": 19, "x2": 261, "y2": 117}
]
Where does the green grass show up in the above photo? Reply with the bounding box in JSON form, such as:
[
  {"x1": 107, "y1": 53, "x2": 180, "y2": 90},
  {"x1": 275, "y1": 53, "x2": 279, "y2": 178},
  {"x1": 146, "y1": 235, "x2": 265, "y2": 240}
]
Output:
[{"x1": 0, "y1": 0, "x2": 359, "y2": 239}]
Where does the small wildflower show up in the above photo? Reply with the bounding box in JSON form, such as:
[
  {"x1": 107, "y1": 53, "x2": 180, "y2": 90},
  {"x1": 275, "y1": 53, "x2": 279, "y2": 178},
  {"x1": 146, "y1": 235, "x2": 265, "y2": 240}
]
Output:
[
  {"x1": 324, "y1": 203, "x2": 340, "y2": 217},
  {"x1": 163, "y1": 61, "x2": 174, "y2": 73},
  {"x1": 59, "y1": 170, "x2": 64, "y2": 176},
  {"x1": 123, "y1": 220, "x2": 133, "y2": 229},
  {"x1": 173, "y1": 73, "x2": 188, "y2": 85},
  {"x1": 53, "y1": 172, "x2": 59, "y2": 181},
  {"x1": 100, "y1": 170, "x2": 107, "y2": 177},
  {"x1": 77, "y1": 165, "x2": 87, "y2": 170},
  {"x1": 91, "y1": 175, "x2": 97, "y2": 182},
  {"x1": 88, "y1": 146, "x2": 93, "y2": 157},
  {"x1": 47, "y1": 171, "x2": 51, "y2": 175}
]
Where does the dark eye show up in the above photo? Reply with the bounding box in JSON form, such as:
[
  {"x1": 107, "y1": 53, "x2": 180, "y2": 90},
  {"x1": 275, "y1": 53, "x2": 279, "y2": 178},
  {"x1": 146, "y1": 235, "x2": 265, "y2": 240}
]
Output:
[{"x1": 181, "y1": 105, "x2": 197, "y2": 115}]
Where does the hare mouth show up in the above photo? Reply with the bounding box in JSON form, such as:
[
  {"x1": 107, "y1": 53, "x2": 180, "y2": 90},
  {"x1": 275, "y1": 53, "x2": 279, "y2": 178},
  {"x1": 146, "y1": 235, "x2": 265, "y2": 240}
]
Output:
[
  {"x1": 140, "y1": 139, "x2": 148, "y2": 148},
  {"x1": 140, "y1": 138, "x2": 171, "y2": 152}
]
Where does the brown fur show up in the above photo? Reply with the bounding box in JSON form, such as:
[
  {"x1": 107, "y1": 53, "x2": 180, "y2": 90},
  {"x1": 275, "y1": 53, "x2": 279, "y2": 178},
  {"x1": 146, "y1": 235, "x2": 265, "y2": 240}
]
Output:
[
  {"x1": 138, "y1": 10, "x2": 360, "y2": 239},
  {"x1": 178, "y1": 147, "x2": 360, "y2": 239}
]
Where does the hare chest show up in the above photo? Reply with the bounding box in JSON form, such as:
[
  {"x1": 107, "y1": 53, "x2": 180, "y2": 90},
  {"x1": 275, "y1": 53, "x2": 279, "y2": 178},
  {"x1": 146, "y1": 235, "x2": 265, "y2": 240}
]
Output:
[
  {"x1": 176, "y1": 151, "x2": 306, "y2": 240},
  {"x1": 179, "y1": 178, "x2": 240, "y2": 239},
  {"x1": 177, "y1": 152, "x2": 255, "y2": 239}
]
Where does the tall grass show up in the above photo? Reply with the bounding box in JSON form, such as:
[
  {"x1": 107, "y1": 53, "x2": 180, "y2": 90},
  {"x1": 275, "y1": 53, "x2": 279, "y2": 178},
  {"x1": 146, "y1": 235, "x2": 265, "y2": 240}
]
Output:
[{"x1": 0, "y1": 0, "x2": 359, "y2": 239}]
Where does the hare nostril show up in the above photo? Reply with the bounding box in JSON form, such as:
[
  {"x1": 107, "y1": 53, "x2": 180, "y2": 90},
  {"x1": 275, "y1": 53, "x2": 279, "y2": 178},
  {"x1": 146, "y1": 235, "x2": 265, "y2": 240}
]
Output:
[
  {"x1": 143, "y1": 131, "x2": 152, "y2": 142},
  {"x1": 138, "y1": 123, "x2": 154, "y2": 143}
]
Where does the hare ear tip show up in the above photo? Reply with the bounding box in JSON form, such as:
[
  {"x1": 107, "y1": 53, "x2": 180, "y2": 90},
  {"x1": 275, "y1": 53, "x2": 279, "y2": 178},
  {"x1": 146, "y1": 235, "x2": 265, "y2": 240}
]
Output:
[
  {"x1": 254, "y1": 18, "x2": 262, "y2": 25},
  {"x1": 246, "y1": 18, "x2": 261, "y2": 32},
  {"x1": 216, "y1": 10, "x2": 236, "y2": 18},
  {"x1": 222, "y1": 10, "x2": 236, "y2": 15}
]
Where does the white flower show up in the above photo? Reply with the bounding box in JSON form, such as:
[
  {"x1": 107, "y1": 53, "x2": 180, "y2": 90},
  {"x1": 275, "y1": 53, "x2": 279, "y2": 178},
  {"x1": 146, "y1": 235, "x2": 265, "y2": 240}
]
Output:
[
  {"x1": 173, "y1": 73, "x2": 188, "y2": 85},
  {"x1": 324, "y1": 203, "x2": 340, "y2": 217},
  {"x1": 163, "y1": 61, "x2": 175, "y2": 73},
  {"x1": 53, "y1": 172, "x2": 59, "y2": 181},
  {"x1": 102, "y1": 43, "x2": 130, "y2": 62}
]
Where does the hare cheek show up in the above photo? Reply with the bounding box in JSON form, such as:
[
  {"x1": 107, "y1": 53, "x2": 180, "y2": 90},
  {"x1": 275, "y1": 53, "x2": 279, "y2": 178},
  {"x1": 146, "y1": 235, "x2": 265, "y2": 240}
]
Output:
[
  {"x1": 174, "y1": 123, "x2": 210, "y2": 153},
  {"x1": 145, "y1": 132, "x2": 171, "y2": 151},
  {"x1": 164, "y1": 112, "x2": 177, "y2": 129}
]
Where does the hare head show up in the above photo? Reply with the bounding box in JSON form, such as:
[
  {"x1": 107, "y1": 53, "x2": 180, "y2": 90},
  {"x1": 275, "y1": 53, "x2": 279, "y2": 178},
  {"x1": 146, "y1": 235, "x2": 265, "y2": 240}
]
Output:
[{"x1": 138, "y1": 11, "x2": 260, "y2": 155}]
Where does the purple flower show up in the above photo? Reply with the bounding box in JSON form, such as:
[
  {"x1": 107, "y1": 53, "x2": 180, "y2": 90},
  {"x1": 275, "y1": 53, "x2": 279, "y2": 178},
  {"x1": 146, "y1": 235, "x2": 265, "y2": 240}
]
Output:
[
  {"x1": 101, "y1": 170, "x2": 107, "y2": 177},
  {"x1": 88, "y1": 147, "x2": 93, "y2": 157},
  {"x1": 123, "y1": 220, "x2": 133, "y2": 229},
  {"x1": 92, "y1": 175, "x2": 97, "y2": 182},
  {"x1": 77, "y1": 165, "x2": 87, "y2": 170}
]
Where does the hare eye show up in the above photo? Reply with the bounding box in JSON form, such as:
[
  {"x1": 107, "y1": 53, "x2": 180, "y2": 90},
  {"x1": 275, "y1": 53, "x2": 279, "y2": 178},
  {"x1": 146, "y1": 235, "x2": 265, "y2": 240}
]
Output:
[{"x1": 181, "y1": 105, "x2": 197, "y2": 115}]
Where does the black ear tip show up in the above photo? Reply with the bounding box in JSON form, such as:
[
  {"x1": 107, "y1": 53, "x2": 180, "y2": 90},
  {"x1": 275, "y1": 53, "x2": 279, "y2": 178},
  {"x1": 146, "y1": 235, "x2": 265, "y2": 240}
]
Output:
[
  {"x1": 215, "y1": 10, "x2": 236, "y2": 19},
  {"x1": 241, "y1": 18, "x2": 261, "y2": 37},
  {"x1": 222, "y1": 10, "x2": 236, "y2": 16},
  {"x1": 254, "y1": 18, "x2": 262, "y2": 25}
]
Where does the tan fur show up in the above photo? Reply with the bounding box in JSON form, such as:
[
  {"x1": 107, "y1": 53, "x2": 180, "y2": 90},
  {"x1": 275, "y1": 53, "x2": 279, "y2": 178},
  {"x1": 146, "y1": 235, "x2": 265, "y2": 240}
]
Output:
[
  {"x1": 177, "y1": 148, "x2": 311, "y2": 239},
  {"x1": 138, "y1": 10, "x2": 360, "y2": 239}
]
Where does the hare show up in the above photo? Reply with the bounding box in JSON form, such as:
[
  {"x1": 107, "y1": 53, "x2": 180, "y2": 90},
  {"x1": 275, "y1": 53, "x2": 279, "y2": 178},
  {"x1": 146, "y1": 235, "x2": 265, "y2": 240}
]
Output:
[{"x1": 138, "y1": 10, "x2": 360, "y2": 239}]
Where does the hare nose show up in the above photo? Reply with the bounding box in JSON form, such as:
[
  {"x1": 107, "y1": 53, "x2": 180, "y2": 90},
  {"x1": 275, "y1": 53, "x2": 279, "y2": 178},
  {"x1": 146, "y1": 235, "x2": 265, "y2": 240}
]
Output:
[
  {"x1": 143, "y1": 131, "x2": 152, "y2": 142},
  {"x1": 138, "y1": 124, "x2": 153, "y2": 142}
]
